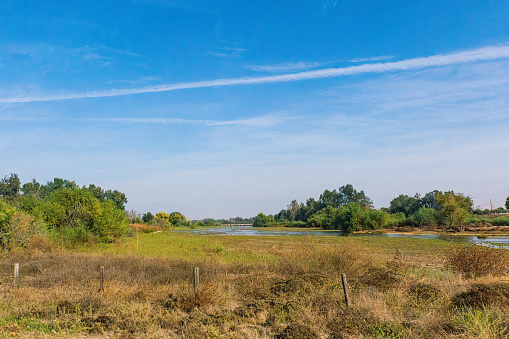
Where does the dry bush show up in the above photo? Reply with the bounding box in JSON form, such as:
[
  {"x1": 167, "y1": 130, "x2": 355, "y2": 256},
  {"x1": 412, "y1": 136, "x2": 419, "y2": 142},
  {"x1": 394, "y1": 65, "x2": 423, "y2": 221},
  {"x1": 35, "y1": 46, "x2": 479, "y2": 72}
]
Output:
[
  {"x1": 446, "y1": 243, "x2": 508, "y2": 277},
  {"x1": 275, "y1": 322, "x2": 319, "y2": 339},
  {"x1": 406, "y1": 282, "x2": 449, "y2": 307},
  {"x1": 452, "y1": 283, "x2": 509, "y2": 309},
  {"x1": 327, "y1": 306, "x2": 379, "y2": 337}
]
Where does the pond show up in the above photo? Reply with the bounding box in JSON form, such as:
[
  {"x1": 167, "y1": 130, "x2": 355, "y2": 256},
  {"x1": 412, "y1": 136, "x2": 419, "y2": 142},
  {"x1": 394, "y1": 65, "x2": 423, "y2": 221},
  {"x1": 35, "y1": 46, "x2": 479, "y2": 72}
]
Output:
[{"x1": 176, "y1": 226, "x2": 509, "y2": 248}]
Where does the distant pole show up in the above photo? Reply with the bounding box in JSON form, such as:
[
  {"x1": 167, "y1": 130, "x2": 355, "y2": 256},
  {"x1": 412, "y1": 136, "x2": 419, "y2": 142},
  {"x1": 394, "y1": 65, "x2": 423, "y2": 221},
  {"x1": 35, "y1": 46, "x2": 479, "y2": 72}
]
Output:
[
  {"x1": 14, "y1": 263, "x2": 19, "y2": 288},
  {"x1": 99, "y1": 266, "x2": 105, "y2": 292},
  {"x1": 194, "y1": 267, "x2": 200, "y2": 297},
  {"x1": 341, "y1": 273, "x2": 350, "y2": 307},
  {"x1": 490, "y1": 199, "x2": 493, "y2": 214}
]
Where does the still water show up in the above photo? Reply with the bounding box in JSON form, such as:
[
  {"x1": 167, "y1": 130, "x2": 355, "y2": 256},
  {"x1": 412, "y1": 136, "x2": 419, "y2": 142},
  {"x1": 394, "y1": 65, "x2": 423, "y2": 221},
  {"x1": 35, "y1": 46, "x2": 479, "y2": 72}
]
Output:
[{"x1": 176, "y1": 226, "x2": 509, "y2": 248}]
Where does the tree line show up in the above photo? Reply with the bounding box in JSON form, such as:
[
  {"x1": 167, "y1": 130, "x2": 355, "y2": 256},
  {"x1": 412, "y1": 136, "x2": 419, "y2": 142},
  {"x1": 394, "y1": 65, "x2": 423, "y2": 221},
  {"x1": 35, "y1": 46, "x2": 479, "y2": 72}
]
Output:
[
  {"x1": 0, "y1": 173, "x2": 129, "y2": 250},
  {"x1": 253, "y1": 184, "x2": 509, "y2": 232}
]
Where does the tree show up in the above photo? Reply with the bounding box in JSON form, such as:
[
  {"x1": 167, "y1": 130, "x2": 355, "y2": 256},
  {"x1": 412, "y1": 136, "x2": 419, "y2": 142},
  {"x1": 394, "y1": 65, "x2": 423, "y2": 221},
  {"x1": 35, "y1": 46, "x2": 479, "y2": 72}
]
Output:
[
  {"x1": 41, "y1": 178, "x2": 78, "y2": 197},
  {"x1": 142, "y1": 212, "x2": 155, "y2": 224},
  {"x1": 0, "y1": 173, "x2": 21, "y2": 203},
  {"x1": 104, "y1": 190, "x2": 128, "y2": 210},
  {"x1": 0, "y1": 199, "x2": 15, "y2": 248},
  {"x1": 506, "y1": 196, "x2": 509, "y2": 211},
  {"x1": 86, "y1": 184, "x2": 106, "y2": 202},
  {"x1": 21, "y1": 179, "x2": 41, "y2": 198},
  {"x1": 435, "y1": 191, "x2": 472, "y2": 227},
  {"x1": 389, "y1": 194, "x2": 420, "y2": 216},
  {"x1": 169, "y1": 211, "x2": 185, "y2": 225},
  {"x1": 337, "y1": 184, "x2": 373, "y2": 208},
  {"x1": 253, "y1": 213, "x2": 274, "y2": 227},
  {"x1": 92, "y1": 201, "x2": 129, "y2": 242}
]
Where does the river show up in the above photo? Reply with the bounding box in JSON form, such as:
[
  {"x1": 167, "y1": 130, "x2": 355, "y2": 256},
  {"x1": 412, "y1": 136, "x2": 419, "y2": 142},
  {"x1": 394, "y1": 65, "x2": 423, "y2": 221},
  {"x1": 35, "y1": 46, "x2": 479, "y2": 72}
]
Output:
[{"x1": 175, "y1": 225, "x2": 509, "y2": 247}]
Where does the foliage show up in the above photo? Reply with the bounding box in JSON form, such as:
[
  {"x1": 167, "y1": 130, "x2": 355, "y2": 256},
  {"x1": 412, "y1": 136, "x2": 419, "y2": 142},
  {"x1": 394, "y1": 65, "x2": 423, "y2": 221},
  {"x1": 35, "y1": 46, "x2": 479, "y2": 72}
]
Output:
[
  {"x1": 446, "y1": 243, "x2": 507, "y2": 277},
  {"x1": 253, "y1": 213, "x2": 274, "y2": 227},
  {"x1": 0, "y1": 173, "x2": 21, "y2": 203},
  {"x1": 307, "y1": 203, "x2": 387, "y2": 232},
  {"x1": 1, "y1": 174, "x2": 130, "y2": 245},
  {"x1": 435, "y1": 191, "x2": 472, "y2": 227},
  {"x1": 0, "y1": 199, "x2": 16, "y2": 248},
  {"x1": 410, "y1": 207, "x2": 439, "y2": 227},
  {"x1": 92, "y1": 201, "x2": 130, "y2": 242},
  {"x1": 142, "y1": 212, "x2": 155, "y2": 223},
  {"x1": 506, "y1": 196, "x2": 509, "y2": 211},
  {"x1": 387, "y1": 212, "x2": 407, "y2": 227},
  {"x1": 169, "y1": 211, "x2": 186, "y2": 225}
]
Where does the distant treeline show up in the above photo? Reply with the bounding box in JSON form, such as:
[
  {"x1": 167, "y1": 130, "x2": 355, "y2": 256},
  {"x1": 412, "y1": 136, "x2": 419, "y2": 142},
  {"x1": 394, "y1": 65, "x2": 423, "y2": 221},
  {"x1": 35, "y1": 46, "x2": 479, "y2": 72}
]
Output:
[
  {"x1": 0, "y1": 173, "x2": 129, "y2": 250},
  {"x1": 253, "y1": 184, "x2": 509, "y2": 232}
]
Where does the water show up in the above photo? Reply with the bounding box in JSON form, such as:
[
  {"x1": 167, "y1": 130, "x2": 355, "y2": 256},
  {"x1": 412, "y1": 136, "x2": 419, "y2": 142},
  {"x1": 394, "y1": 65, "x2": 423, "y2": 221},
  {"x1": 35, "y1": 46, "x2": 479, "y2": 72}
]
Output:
[{"x1": 175, "y1": 226, "x2": 509, "y2": 247}]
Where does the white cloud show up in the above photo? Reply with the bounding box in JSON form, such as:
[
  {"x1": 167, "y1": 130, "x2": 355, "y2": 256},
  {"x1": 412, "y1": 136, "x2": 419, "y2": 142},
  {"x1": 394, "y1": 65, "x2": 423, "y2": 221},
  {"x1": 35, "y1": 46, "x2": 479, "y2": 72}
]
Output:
[
  {"x1": 2, "y1": 45, "x2": 509, "y2": 103},
  {"x1": 348, "y1": 55, "x2": 394, "y2": 62},
  {"x1": 247, "y1": 61, "x2": 323, "y2": 72}
]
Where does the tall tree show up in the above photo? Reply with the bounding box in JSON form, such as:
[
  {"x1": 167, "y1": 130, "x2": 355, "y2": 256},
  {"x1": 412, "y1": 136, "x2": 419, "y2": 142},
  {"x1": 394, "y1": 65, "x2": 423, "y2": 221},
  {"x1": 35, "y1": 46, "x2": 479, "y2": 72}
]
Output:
[{"x1": 0, "y1": 173, "x2": 21, "y2": 203}]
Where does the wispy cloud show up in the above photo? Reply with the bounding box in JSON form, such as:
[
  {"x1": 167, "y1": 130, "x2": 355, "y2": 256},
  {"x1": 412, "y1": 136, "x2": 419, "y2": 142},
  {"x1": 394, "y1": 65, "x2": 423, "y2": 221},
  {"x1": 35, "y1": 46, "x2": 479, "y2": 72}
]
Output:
[
  {"x1": 348, "y1": 55, "x2": 394, "y2": 62},
  {"x1": 247, "y1": 62, "x2": 323, "y2": 72},
  {"x1": 2, "y1": 45, "x2": 509, "y2": 103},
  {"x1": 0, "y1": 115, "x2": 294, "y2": 128}
]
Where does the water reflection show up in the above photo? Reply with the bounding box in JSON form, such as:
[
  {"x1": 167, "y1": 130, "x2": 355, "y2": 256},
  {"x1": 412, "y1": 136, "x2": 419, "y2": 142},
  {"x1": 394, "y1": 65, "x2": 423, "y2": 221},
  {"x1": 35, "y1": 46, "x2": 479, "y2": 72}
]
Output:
[{"x1": 175, "y1": 226, "x2": 509, "y2": 247}]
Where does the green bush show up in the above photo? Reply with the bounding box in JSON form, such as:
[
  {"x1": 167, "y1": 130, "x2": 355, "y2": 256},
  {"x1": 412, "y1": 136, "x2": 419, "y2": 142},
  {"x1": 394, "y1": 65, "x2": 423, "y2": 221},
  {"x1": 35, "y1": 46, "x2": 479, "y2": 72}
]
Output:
[
  {"x1": 92, "y1": 201, "x2": 129, "y2": 242},
  {"x1": 387, "y1": 212, "x2": 407, "y2": 227},
  {"x1": 410, "y1": 207, "x2": 439, "y2": 226}
]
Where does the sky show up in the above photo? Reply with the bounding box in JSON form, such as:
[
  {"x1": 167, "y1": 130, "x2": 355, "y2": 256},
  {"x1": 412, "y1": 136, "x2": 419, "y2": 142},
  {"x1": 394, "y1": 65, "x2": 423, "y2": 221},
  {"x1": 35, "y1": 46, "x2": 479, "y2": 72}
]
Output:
[{"x1": 1, "y1": 0, "x2": 509, "y2": 219}]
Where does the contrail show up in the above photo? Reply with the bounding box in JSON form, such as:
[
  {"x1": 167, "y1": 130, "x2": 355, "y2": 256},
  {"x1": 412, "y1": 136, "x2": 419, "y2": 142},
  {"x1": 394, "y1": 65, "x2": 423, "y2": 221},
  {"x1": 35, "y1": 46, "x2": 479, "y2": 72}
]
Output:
[
  {"x1": 0, "y1": 95, "x2": 23, "y2": 111},
  {"x1": 1, "y1": 45, "x2": 509, "y2": 103}
]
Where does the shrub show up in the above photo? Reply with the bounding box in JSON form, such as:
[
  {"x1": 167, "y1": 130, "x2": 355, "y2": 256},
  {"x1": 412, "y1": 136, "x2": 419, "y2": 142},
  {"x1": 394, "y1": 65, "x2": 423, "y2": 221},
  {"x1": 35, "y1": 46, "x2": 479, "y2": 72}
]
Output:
[
  {"x1": 387, "y1": 212, "x2": 407, "y2": 227},
  {"x1": 410, "y1": 207, "x2": 439, "y2": 227},
  {"x1": 446, "y1": 243, "x2": 507, "y2": 277},
  {"x1": 452, "y1": 283, "x2": 509, "y2": 309}
]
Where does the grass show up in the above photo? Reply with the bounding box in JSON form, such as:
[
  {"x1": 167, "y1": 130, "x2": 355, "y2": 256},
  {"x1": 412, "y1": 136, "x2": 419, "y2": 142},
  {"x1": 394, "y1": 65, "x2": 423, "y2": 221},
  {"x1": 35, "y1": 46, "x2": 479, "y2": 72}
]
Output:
[{"x1": 0, "y1": 228, "x2": 508, "y2": 338}]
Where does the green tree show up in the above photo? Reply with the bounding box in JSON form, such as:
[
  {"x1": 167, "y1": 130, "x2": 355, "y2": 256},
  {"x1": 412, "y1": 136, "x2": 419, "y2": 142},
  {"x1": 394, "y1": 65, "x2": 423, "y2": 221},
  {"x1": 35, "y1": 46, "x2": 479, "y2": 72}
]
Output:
[
  {"x1": 411, "y1": 207, "x2": 439, "y2": 226},
  {"x1": 337, "y1": 184, "x2": 373, "y2": 208},
  {"x1": 142, "y1": 212, "x2": 155, "y2": 223},
  {"x1": 506, "y1": 196, "x2": 509, "y2": 211},
  {"x1": 0, "y1": 199, "x2": 15, "y2": 248},
  {"x1": 389, "y1": 194, "x2": 420, "y2": 216},
  {"x1": 92, "y1": 201, "x2": 129, "y2": 242},
  {"x1": 105, "y1": 190, "x2": 128, "y2": 210},
  {"x1": 0, "y1": 173, "x2": 21, "y2": 203},
  {"x1": 435, "y1": 191, "x2": 472, "y2": 227},
  {"x1": 21, "y1": 178, "x2": 41, "y2": 198},
  {"x1": 253, "y1": 213, "x2": 274, "y2": 227},
  {"x1": 169, "y1": 211, "x2": 186, "y2": 225}
]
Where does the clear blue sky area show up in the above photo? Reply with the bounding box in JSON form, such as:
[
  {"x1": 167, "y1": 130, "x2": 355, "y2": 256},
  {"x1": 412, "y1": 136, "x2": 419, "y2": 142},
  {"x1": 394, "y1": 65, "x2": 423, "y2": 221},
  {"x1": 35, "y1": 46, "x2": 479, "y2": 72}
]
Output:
[{"x1": 1, "y1": 0, "x2": 509, "y2": 218}]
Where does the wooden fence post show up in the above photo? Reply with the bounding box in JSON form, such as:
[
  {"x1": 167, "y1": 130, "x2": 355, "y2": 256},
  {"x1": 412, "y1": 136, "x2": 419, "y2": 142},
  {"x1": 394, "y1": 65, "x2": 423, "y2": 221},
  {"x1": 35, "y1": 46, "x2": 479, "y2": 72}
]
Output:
[
  {"x1": 341, "y1": 273, "x2": 350, "y2": 307},
  {"x1": 194, "y1": 267, "x2": 200, "y2": 297},
  {"x1": 99, "y1": 266, "x2": 104, "y2": 293},
  {"x1": 14, "y1": 263, "x2": 19, "y2": 288}
]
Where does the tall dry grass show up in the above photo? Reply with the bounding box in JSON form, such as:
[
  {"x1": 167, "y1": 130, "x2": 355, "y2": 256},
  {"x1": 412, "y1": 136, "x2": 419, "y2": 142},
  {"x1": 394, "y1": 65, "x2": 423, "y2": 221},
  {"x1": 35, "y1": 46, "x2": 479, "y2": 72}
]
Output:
[{"x1": 0, "y1": 234, "x2": 508, "y2": 338}]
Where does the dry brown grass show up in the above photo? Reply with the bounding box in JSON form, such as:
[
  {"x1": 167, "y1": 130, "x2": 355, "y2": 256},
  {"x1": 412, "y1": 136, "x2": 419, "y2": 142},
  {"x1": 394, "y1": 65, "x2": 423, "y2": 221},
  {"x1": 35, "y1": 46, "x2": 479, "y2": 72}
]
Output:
[{"x1": 0, "y1": 236, "x2": 509, "y2": 338}]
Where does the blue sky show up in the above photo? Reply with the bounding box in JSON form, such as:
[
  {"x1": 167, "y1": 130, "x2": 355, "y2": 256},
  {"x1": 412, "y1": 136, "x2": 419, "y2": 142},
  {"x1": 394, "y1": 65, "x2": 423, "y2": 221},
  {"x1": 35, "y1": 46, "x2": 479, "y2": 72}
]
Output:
[{"x1": 1, "y1": 0, "x2": 509, "y2": 218}]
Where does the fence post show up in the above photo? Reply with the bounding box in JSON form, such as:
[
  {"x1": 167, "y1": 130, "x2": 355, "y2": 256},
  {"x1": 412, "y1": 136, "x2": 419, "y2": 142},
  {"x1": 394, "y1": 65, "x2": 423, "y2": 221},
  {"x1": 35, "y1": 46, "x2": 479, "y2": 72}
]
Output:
[
  {"x1": 99, "y1": 266, "x2": 104, "y2": 293},
  {"x1": 341, "y1": 273, "x2": 350, "y2": 307},
  {"x1": 14, "y1": 263, "x2": 19, "y2": 288},
  {"x1": 194, "y1": 267, "x2": 200, "y2": 297}
]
